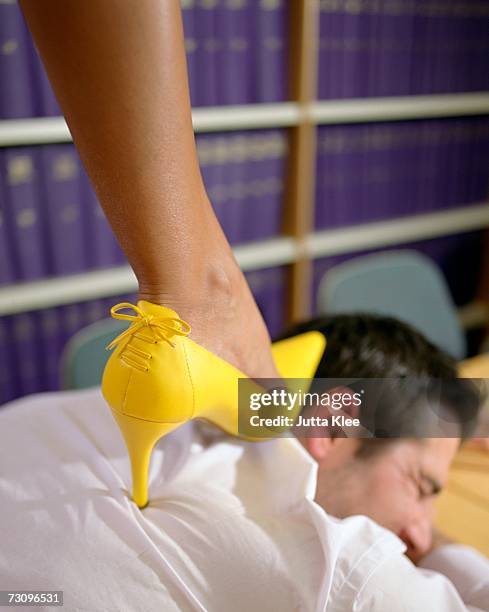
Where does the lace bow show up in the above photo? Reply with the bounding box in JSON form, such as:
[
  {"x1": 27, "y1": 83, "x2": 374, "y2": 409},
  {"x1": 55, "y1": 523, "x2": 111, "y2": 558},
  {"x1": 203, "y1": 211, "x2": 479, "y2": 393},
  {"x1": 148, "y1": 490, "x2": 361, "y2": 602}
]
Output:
[{"x1": 106, "y1": 302, "x2": 191, "y2": 351}]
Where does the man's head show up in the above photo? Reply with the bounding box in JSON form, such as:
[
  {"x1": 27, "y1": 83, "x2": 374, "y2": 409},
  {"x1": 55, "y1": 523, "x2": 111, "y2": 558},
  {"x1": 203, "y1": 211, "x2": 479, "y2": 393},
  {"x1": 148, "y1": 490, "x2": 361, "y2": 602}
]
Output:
[{"x1": 282, "y1": 313, "x2": 482, "y2": 558}]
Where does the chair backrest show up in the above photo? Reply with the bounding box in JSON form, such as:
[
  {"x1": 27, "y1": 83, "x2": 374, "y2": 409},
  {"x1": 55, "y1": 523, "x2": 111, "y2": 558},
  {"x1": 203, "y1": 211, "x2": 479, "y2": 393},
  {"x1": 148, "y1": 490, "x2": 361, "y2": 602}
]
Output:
[
  {"x1": 317, "y1": 250, "x2": 466, "y2": 360},
  {"x1": 60, "y1": 318, "x2": 129, "y2": 390}
]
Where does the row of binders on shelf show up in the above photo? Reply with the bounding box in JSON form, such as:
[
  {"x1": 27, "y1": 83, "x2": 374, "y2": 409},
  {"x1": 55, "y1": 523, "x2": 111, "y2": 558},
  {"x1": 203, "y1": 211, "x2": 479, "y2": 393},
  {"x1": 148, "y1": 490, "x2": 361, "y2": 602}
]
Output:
[
  {"x1": 182, "y1": 0, "x2": 289, "y2": 106},
  {"x1": 318, "y1": 0, "x2": 489, "y2": 99},
  {"x1": 2, "y1": 118, "x2": 488, "y2": 287},
  {"x1": 4, "y1": 0, "x2": 489, "y2": 120},
  {"x1": 0, "y1": 130, "x2": 288, "y2": 285},
  {"x1": 0, "y1": 0, "x2": 289, "y2": 119},
  {"x1": 0, "y1": 267, "x2": 287, "y2": 405},
  {"x1": 315, "y1": 116, "x2": 489, "y2": 228}
]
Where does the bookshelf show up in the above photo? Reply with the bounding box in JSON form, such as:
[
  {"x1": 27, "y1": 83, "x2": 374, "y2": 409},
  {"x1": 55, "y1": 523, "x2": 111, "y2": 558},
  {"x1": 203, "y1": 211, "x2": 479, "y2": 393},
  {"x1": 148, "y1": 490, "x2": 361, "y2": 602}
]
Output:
[
  {"x1": 0, "y1": 1, "x2": 488, "y2": 324},
  {"x1": 2, "y1": 94, "x2": 489, "y2": 319}
]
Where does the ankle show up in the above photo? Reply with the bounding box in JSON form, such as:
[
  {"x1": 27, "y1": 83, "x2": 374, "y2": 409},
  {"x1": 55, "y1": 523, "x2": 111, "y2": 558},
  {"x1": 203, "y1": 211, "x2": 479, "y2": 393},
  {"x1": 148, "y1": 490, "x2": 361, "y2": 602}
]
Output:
[{"x1": 137, "y1": 253, "x2": 241, "y2": 321}]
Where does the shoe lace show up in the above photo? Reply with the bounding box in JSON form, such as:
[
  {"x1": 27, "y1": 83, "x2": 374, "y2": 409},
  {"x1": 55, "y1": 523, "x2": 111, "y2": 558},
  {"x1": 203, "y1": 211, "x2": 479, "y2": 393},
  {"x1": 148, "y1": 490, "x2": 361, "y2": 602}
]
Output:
[{"x1": 105, "y1": 302, "x2": 191, "y2": 351}]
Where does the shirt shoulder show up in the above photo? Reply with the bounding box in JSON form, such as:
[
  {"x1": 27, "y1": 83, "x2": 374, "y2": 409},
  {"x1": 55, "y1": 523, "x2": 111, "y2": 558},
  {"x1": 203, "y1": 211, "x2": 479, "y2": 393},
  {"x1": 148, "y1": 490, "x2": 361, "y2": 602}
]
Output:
[
  {"x1": 351, "y1": 551, "x2": 484, "y2": 612},
  {"x1": 321, "y1": 514, "x2": 406, "y2": 609}
]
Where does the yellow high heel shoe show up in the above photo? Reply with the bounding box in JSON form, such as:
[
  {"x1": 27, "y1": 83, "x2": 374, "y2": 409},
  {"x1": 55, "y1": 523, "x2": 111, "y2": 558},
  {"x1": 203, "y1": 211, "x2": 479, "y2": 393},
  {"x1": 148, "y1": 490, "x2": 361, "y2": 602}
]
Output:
[{"x1": 102, "y1": 301, "x2": 325, "y2": 508}]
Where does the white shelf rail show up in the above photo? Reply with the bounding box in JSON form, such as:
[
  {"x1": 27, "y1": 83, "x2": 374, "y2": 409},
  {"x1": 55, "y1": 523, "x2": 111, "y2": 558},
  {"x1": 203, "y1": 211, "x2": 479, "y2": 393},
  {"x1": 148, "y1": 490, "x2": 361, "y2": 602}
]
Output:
[
  {"x1": 0, "y1": 266, "x2": 137, "y2": 316},
  {"x1": 192, "y1": 103, "x2": 302, "y2": 132},
  {"x1": 2, "y1": 93, "x2": 489, "y2": 146},
  {"x1": 310, "y1": 92, "x2": 489, "y2": 125},
  {"x1": 0, "y1": 104, "x2": 302, "y2": 146},
  {"x1": 0, "y1": 116, "x2": 72, "y2": 147},
  {"x1": 307, "y1": 203, "x2": 489, "y2": 258},
  {"x1": 0, "y1": 237, "x2": 299, "y2": 315},
  {"x1": 1, "y1": 204, "x2": 488, "y2": 316}
]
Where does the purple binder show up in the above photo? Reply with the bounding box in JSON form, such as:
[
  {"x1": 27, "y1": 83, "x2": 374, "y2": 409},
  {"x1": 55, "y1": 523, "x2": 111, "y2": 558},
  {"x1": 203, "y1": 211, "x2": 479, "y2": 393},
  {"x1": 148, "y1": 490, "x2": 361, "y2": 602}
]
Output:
[
  {"x1": 361, "y1": 123, "x2": 384, "y2": 223},
  {"x1": 254, "y1": 0, "x2": 288, "y2": 102},
  {"x1": 480, "y1": 10, "x2": 489, "y2": 91},
  {"x1": 197, "y1": 132, "x2": 229, "y2": 241},
  {"x1": 241, "y1": 130, "x2": 285, "y2": 242},
  {"x1": 39, "y1": 145, "x2": 88, "y2": 276},
  {"x1": 0, "y1": 316, "x2": 18, "y2": 405},
  {"x1": 181, "y1": 0, "x2": 198, "y2": 107},
  {"x1": 60, "y1": 302, "x2": 85, "y2": 360},
  {"x1": 1, "y1": 148, "x2": 48, "y2": 280},
  {"x1": 464, "y1": 117, "x2": 489, "y2": 206},
  {"x1": 474, "y1": 119, "x2": 489, "y2": 202},
  {"x1": 400, "y1": 121, "x2": 421, "y2": 217},
  {"x1": 266, "y1": 266, "x2": 287, "y2": 338},
  {"x1": 452, "y1": 120, "x2": 468, "y2": 208},
  {"x1": 433, "y1": 2, "x2": 452, "y2": 94},
  {"x1": 245, "y1": 266, "x2": 286, "y2": 339},
  {"x1": 376, "y1": 1, "x2": 414, "y2": 97},
  {"x1": 83, "y1": 297, "x2": 109, "y2": 328},
  {"x1": 194, "y1": 0, "x2": 219, "y2": 106},
  {"x1": 223, "y1": 132, "x2": 246, "y2": 244},
  {"x1": 0, "y1": 177, "x2": 15, "y2": 285},
  {"x1": 11, "y1": 310, "x2": 43, "y2": 398},
  {"x1": 37, "y1": 305, "x2": 63, "y2": 391},
  {"x1": 315, "y1": 125, "x2": 343, "y2": 229},
  {"x1": 335, "y1": 124, "x2": 363, "y2": 226},
  {"x1": 318, "y1": 2, "x2": 344, "y2": 99},
  {"x1": 456, "y1": 5, "x2": 471, "y2": 93},
  {"x1": 0, "y1": 0, "x2": 36, "y2": 118},
  {"x1": 27, "y1": 37, "x2": 61, "y2": 116},
  {"x1": 410, "y1": 0, "x2": 434, "y2": 95},
  {"x1": 351, "y1": 2, "x2": 372, "y2": 99},
  {"x1": 314, "y1": 130, "x2": 324, "y2": 228},
  {"x1": 416, "y1": 120, "x2": 436, "y2": 215},
  {"x1": 216, "y1": 0, "x2": 251, "y2": 105}
]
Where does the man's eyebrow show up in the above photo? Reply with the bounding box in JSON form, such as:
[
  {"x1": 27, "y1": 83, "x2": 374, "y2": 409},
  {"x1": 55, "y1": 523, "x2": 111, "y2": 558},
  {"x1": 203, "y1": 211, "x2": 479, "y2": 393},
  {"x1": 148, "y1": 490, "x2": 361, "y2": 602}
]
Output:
[{"x1": 420, "y1": 473, "x2": 442, "y2": 496}]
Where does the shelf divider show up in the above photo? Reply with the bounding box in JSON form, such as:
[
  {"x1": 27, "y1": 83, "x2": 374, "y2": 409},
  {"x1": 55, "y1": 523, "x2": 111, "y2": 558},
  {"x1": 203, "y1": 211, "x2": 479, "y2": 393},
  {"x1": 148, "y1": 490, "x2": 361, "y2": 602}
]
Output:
[{"x1": 283, "y1": 0, "x2": 320, "y2": 324}]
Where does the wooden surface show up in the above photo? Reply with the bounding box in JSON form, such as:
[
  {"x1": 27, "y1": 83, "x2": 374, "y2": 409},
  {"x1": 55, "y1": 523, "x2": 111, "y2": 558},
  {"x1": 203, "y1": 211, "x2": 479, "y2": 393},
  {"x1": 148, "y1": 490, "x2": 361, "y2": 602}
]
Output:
[
  {"x1": 459, "y1": 353, "x2": 489, "y2": 378},
  {"x1": 434, "y1": 356, "x2": 489, "y2": 556},
  {"x1": 436, "y1": 446, "x2": 489, "y2": 556}
]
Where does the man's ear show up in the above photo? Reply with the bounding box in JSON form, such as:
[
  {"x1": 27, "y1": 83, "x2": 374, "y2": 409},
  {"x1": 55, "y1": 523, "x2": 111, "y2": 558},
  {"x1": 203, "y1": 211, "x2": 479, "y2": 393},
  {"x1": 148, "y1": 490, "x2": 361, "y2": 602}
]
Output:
[
  {"x1": 327, "y1": 385, "x2": 361, "y2": 420},
  {"x1": 298, "y1": 386, "x2": 362, "y2": 459},
  {"x1": 302, "y1": 436, "x2": 333, "y2": 461}
]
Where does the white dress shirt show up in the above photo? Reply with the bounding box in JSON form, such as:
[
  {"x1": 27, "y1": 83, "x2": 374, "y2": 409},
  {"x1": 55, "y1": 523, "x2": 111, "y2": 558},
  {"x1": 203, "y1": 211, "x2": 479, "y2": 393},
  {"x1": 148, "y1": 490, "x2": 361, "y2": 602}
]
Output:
[{"x1": 0, "y1": 388, "x2": 487, "y2": 611}]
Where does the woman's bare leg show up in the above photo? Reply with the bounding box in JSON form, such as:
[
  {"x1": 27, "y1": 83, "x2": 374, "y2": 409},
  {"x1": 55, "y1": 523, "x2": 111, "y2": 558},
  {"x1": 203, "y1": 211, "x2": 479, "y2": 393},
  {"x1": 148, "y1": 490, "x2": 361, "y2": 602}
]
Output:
[{"x1": 20, "y1": 0, "x2": 278, "y2": 378}]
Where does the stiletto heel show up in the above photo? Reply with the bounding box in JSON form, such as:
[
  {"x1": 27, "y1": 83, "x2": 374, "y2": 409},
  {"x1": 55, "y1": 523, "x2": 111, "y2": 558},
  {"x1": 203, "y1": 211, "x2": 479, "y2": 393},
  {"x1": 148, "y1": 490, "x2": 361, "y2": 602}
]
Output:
[
  {"x1": 110, "y1": 408, "x2": 180, "y2": 508},
  {"x1": 102, "y1": 301, "x2": 326, "y2": 508}
]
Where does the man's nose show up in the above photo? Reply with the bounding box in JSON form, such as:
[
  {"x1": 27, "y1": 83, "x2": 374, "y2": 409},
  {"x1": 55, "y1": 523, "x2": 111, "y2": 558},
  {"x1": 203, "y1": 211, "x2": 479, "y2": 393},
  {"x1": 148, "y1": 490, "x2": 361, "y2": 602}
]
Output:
[{"x1": 399, "y1": 516, "x2": 433, "y2": 563}]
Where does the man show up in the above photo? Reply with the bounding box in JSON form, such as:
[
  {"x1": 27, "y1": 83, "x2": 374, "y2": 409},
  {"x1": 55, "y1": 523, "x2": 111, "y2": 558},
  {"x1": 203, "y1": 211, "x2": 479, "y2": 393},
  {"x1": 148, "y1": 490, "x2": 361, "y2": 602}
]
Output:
[
  {"x1": 285, "y1": 313, "x2": 483, "y2": 564},
  {"x1": 0, "y1": 314, "x2": 488, "y2": 611}
]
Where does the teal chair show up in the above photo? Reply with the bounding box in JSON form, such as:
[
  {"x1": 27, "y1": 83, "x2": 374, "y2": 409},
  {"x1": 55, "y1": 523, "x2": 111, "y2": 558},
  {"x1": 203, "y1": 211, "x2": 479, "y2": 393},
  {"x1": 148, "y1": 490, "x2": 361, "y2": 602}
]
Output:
[
  {"x1": 317, "y1": 250, "x2": 466, "y2": 360},
  {"x1": 60, "y1": 318, "x2": 129, "y2": 390}
]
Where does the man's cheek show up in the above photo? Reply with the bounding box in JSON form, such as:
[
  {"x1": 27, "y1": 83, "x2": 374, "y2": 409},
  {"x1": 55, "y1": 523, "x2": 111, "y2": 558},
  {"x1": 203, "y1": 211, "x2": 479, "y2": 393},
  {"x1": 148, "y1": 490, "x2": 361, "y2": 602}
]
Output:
[
  {"x1": 422, "y1": 498, "x2": 436, "y2": 523},
  {"x1": 368, "y1": 479, "x2": 407, "y2": 533}
]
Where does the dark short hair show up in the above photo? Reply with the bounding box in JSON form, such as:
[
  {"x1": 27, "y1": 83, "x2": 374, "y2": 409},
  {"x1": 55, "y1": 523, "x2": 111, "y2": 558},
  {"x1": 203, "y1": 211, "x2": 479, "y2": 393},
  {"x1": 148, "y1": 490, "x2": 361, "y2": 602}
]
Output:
[{"x1": 281, "y1": 313, "x2": 483, "y2": 441}]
